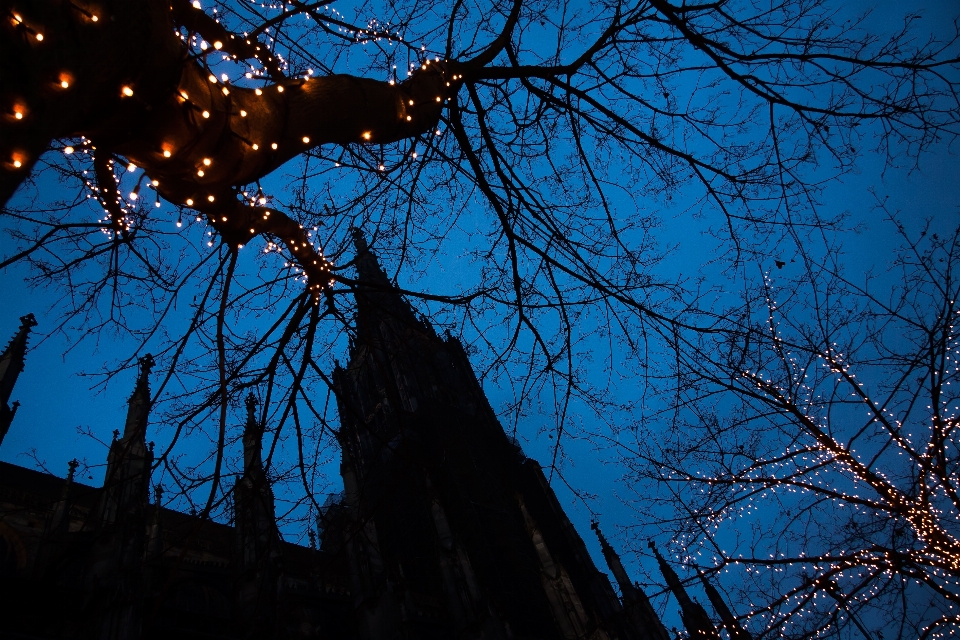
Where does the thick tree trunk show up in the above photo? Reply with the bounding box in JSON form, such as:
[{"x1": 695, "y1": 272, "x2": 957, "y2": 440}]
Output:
[{"x1": 2, "y1": 0, "x2": 462, "y2": 292}]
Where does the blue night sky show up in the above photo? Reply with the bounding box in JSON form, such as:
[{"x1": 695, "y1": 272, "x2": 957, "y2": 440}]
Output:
[{"x1": 1, "y1": 0, "x2": 959, "y2": 629}]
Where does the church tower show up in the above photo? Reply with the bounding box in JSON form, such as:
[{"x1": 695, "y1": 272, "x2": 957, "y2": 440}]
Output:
[
  {"x1": 0, "y1": 313, "x2": 36, "y2": 446},
  {"x1": 330, "y1": 231, "x2": 657, "y2": 639}
]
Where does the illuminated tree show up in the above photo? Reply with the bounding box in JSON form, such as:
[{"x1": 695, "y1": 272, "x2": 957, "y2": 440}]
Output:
[
  {"x1": 625, "y1": 216, "x2": 960, "y2": 639},
  {"x1": 0, "y1": 0, "x2": 958, "y2": 572}
]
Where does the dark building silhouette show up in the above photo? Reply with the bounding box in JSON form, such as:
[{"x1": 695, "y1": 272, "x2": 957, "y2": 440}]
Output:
[{"x1": 0, "y1": 235, "x2": 749, "y2": 639}]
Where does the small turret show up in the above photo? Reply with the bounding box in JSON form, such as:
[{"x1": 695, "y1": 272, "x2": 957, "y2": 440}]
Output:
[
  {"x1": 592, "y1": 521, "x2": 638, "y2": 599},
  {"x1": 146, "y1": 484, "x2": 165, "y2": 559},
  {"x1": 0, "y1": 313, "x2": 37, "y2": 446},
  {"x1": 48, "y1": 459, "x2": 79, "y2": 535},
  {"x1": 234, "y1": 393, "x2": 282, "y2": 635},
  {"x1": 98, "y1": 355, "x2": 155, "y2": 525},
  {"x1": 242, "y1": 393, "x2": 265, "y2": 480},
  {"x1": 649, "y1": 541, "x2": 718, "y2": 640},
  {"x1": 698, "y1": 570, "x2": 752, "y2": 640},
  {"x1": 592, "y1": 523, "x2": 670, "y2": 640}
]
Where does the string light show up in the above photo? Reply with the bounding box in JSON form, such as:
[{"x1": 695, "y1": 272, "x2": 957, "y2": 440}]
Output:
[{"x1": 121, "y1": 86, "x2": 134, "y2": 97}]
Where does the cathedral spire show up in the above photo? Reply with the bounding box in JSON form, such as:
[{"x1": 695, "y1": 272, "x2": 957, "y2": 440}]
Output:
[
  {"x1": 0, "y1": 313, "x2": 37, "y2": 447},
  {"x1": 123, "y1": 353, "x2": 154, "y2": 440},
  {"x1": 698, "y1": 570, "x2": 753, "y2": 640},
  {"x1": 649, "y1": 541, "x2": 719, "y2": 639},
  {"x1": 242, "y1": 392, "x2": 265, "y2": 480},
  {"x1": 98, "y1": 355, "x2": 155, "y2": 524},
  {"x1": 591, "y1": 521, "x2": 638, "y2": 599},
  {"x1": 350, "y1": 228, "x2": 420, "y2": 342},
  {"x1": 592, "y1": 523, "x2": 671, "y2": 640}
]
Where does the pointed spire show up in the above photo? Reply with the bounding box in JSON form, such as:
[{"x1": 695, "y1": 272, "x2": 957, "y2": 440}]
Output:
[
  {"x1": 350, "y1": 228, "x2": 420, "y2": 342},
  {"x1": 649, "y1": 541, "x2": 719, "y2": 639},
  {"x1": 123, "y1": 354, "x2": 154, "y2": 439},
  {"x1": 0, "y1": 313, "x2": 37, "y2": 446},
  {"x1": 243, "y1": 393, "x2": 265, "y2": 479},
  {"x1": 591, "y1": 521, "x2": 639, "y2": 600},
  {"x1": 698, "y1": 570, "x2": 752, "y2": 640},
  {"x1": 98, "y1": 356, "x2": 154, "y2": 524}
]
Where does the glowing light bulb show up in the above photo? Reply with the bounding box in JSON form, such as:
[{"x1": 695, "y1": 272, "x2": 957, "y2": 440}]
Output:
[
  {"x1": 127, "y1": 163, "x2": 136, "y2": 172},
  {"x1": 222, "y1": 87, "x2": 230, "y2": 96},
  {"x1": 406, "y1": 116, "x2": 411, "y2": 121},
  {"x1": 408, "y1": 100, "x2": 414, "y2": 106},
  {"x1": 35, "y1": 34, "x2": 43, "y2": 41},
  {"x1": 240, "y1": 110, "x2": 247, "y2": 117},
  {"x1": 302, "y1": 136, "x2": 310, "y2": 143},
  {"x1": 197, "y1": 169, "x2": 205, "y2": 177},
  {"x1": 64, "y1": 146, "x2": 74, "y2": 154},
  {"x1": 91, "y1": 15, "x2": 98, "y2": 22},
  {"x1": 277, "y1": 85, "x2": 284, "y2": 93},
  {"x1": 255, "y1": 88, "x2": 262, "y2": 96},
  {"x1": 151, "y1": 180, "x2": 159, "y2": 186},
  {"x1": 362, "y1": 132, "x2": 371, "y2": 140},
  {"x1": 163, "y1": 150, "x2": 172, "y2": 158},
  {"x1": 209, "y1": 74, "x2": 217, "y2": 83},
  {"x1": 202, "y1": 110, "x2": 210, "y2": 118},
  {"x1": 271, "y1": 142, "x2": 278, "y2": 149},
  {"x1": 252, "y1": 143, "x2": 259, "y2": 150},
  {"x1": 214, "y1": 41, "x2": 223, "y2": 50},
  {"x1": 14, "y1": 111, "x2": 23, "y2": 120},
  {"x1": 221, "y1": 73, "x2": 228, "y2": 82},
  {"x1": 60, "y1": 79, "x2": 69, "y2": 89},
  {"x1": 122, "y1": 86, "x2": 134, "y2": 97},
  {"x1": 208, "y1": 195, "x2": 215, "y2": 202},
  {"x1": 13, "y1": 159, "x2": 22, "y2": 168},
  {"x1": 186, "y1": 198, "x2": 194, "y2": 206},
  {"x1": 203, "y1": 158, "x2": 211, "y2": 166}
]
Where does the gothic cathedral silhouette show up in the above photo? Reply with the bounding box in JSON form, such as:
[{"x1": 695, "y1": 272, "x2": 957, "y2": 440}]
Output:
[{"x1": 0, "y1": 234, "x2": 748, "y2": 639}]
